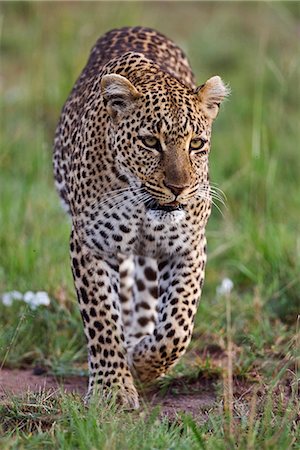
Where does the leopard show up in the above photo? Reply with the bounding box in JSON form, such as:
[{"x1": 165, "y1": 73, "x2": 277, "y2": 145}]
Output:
[{"x1": 53, "y1": 26, "x2": 229, "y2": 409}]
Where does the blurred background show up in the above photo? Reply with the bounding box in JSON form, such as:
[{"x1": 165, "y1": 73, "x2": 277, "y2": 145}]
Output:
[{"x1": 0, "y1": 2, "x2": 299, "y2": 372}]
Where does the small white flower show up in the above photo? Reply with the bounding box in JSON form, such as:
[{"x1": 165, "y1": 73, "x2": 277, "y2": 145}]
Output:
[
  {"x1": 216, "y1": 278, "x2": 234, "y2": 296},
  {"x1": 33, "y1": 291, "x2": 51, "y2": 307},
  {"x1": 2, "y1": 291, "x2": 23, "y2": 306},
  {"x1": 23, "y1": 291, "x2": 36, "y2": 305},
  {"x1": 1, "y1": 290, "x2": 50, "y2": 309},
  {"x1": 24, "y1": 291, "x2": 50, "y2": 309}
]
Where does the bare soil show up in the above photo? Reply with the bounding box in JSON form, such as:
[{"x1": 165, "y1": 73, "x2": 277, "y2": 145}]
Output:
[{"x1": 0, "y1": 368, "x2": 87, "y2": 398}]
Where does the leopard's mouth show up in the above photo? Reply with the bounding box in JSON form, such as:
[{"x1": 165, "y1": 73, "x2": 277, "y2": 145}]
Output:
[{"x1": 146, "y1": 200, "x2": 184, "y2": 213}]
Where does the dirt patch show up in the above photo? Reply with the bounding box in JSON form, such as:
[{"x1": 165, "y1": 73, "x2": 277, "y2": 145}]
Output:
[
  {"x1": 144, "y1": 377, "x2": 217, "y2": 423},
  {"x1": 0, "y1": 368, "x2": 87, "y2": 398},
  {"x1": 0, "y1": 368, "x2": 217, "y2": 421}
]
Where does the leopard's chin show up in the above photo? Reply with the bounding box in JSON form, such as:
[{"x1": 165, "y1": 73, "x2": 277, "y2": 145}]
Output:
[
  {"x1": 146, "y1": 208, "x2": 186, "y2": 224},
  {"x1": 145, "y1": 199, "x2": 186, "y2": 223}
]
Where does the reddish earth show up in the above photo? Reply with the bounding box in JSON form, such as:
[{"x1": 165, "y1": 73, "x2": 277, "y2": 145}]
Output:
[
  {"x1": 0, "y1": 368, "x2": 87, "y2": 398},
  {"x1": 0, "y1": 368, "x2": 217, "y2": 421}
]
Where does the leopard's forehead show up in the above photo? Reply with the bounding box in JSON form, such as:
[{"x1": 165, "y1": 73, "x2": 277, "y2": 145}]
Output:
[{"x1": 128, "y1": 78, "x2": 208, "y2": 139}]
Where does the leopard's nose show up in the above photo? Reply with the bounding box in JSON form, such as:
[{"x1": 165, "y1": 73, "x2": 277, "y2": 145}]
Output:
[{"x1": 164, "y1": 182, "x2": 189, "y2": 197}]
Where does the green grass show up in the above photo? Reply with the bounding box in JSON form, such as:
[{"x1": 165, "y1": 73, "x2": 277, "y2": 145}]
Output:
[
  {"x1": 0, "y1": 2, "x2": 299, "y2": 449},
  {"x1": 0, "y1": 384, "x2": 299, "y2": 450}
]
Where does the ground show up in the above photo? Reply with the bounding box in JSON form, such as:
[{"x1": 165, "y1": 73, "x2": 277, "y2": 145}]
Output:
[{"x1": 0, "y1": 368, "x2": 216, "y2": 422}]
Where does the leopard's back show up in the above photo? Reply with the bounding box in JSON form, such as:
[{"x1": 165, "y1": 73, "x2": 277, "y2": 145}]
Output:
[{"x1": 79, "y1": 27, "x2": 196, "y2": 90}]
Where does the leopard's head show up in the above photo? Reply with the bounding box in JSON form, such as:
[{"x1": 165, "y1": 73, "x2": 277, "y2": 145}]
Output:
[{"x1": 101, "y1": 68, "x2": 229, "y2": 211}]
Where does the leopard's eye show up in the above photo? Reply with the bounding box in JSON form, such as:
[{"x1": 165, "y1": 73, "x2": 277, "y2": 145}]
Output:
[
  {"x1": 189, "y1": 138, "x2": 207, "y2": 152},
  {"x1": 141, "y1": 136, "x2": 158, "y2": 148},
  {"x1": 140, "y1": 136, "x2": 161, "y2": 151}
]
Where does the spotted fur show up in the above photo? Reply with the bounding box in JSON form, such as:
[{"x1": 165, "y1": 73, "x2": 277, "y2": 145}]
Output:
[{"x1": 53, "y1": 26, "x2": 229, "y2": 409}]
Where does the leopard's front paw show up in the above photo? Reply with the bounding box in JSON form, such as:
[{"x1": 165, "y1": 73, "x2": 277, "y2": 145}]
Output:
[
  {"x1": 84, "y1": 381, "x2": 140, "y2": 410},
  {"x1": 119, "y1": 384, "x2": 140, "y2": 410}
]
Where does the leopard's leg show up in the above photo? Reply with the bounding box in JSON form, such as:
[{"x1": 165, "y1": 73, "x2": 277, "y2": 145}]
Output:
[
  {"x1": 118, "y1": 254, "x2": 135, "y2": 342},
  {"x1": 126, "y1": 256, "x2": 159, "y2": 351},
  {"x1": 118, "y1": 255, "x2": 159, "y2": 351},
  {"x1": 129, "y1": 246, "x2": 206, "y2": 382},
  {"x1": 70, "y1": 228, "x2": 139, "y2": 409}
]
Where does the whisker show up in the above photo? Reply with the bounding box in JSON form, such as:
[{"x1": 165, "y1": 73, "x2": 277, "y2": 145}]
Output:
[
  {"x1": 104, "y1": 191, "x2": 151, "y2": 213},
  {"x1": 99, "y1": 187, "x2": 145, "y2": 203},
  {"x1": 197, "y1": 183, "x2": 227, "y2": 207},
  {"x1": 198, "y1": 191, "x2": 226, "y2": 209},
  {"x1": 209, "y1": 193, "x2": 226, "y2": 207},
  {"x1": 209, "y1": 182, "x2": 227, "y2": 200},
  {"x1": 91, "y1": 187, "x2": 147, "y2": 211},
  {"x1": 144, "y1": 196, "x2": 156, "y2": 209},
  {"x1": 210, "y1": 188, "x2": 226, "y2": 202},
  {"x1": 211, "y1": 200, "x2": 224, "y2": 217},
  {"x1": 100, "y1": 186, "x2": 144, "y2": 198},
  {"x1": 196, "y1": 192, "x2": 224, "y2": 217}
]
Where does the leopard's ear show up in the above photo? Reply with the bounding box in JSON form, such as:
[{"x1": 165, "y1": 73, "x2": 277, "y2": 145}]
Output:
[
  {"x1": 101, "y1": 74, "x2": 141, "y2": 120},
  {"x1": 196, "y1": 76, "x2": 230, "y2": 120}
]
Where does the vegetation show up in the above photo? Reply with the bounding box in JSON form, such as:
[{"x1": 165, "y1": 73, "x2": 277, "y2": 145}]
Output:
[{"x1": 0, "y1": 2, "x2": 299, "y2": 448}]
